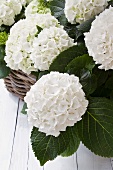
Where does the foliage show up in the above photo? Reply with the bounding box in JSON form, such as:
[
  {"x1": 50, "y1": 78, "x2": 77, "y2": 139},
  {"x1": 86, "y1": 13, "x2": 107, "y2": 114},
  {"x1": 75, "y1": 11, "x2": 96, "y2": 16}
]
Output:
[
  {"x1": 21, "y1": 103, "x2": 27, "y2": 115},
  {"x1": 77, "y1": 97, "x2": 113, "y2": 157},
  {"x1": 30, "y1": 0, "x2": 113, "y2": 165},
  {"x1": 31, "y1": 125, "x2": 80, "y2": 166},
  {"x1": 0, "y1": 45, "x2": 10, "y2": 78},
  {"x1": 0, "y1": 32, "x2": 8, "y2": 45},
  {"x1": 1, "y1": 0, "x2": 113, "y2": 166}
]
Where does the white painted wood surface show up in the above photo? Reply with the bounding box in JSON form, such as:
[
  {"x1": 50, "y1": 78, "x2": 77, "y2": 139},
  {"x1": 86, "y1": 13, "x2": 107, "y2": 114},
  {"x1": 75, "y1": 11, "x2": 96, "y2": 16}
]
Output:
[{"x1": 0, "y1": 79, "x2": 112, "y2": 170}]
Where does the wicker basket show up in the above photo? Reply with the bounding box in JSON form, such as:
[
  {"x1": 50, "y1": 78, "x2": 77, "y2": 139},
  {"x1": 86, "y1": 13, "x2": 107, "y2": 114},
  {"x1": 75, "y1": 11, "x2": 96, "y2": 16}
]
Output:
[{"x1": 4, "y1": 70, "x2": 36, "y2": 100}]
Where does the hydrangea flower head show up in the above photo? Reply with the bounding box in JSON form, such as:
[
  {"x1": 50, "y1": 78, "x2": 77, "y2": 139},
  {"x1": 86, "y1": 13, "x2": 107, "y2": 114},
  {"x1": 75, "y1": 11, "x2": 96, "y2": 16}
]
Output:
[
  {"x1": 0, "y1": 0, "x2": 22, "y2": 26},
  {"x1": 5, "y1": 14, "x2": 74, "y2": 74},
  {"x1": 25, "y1": 0, "x2": 51, "y2": 17},
  {"x1": 25, "y1": 72, "x2": 88, "y2": 137},
  {"x1": 5, "y1": 18, "x2": 38, "y2": 74},
  {"x1": 31, "y1": 26, "x2": 75, "y2": 71},
  {"x1": 64, "y1": 0, "x2": 109, "y2": 24},
  {"x1": 85, "y1": 7, "x2": 113, "y2": 70}
]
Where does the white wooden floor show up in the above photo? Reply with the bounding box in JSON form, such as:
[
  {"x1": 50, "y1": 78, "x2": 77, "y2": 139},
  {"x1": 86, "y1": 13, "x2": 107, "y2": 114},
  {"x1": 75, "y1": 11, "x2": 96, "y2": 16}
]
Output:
[{"x1": 0, "y1": 79, "x2": 113, "y2": 170}]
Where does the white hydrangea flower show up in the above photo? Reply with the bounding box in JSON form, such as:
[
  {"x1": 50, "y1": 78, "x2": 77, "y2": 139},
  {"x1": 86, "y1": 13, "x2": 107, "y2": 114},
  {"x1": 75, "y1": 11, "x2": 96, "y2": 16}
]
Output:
[
  {"x1": 26, "y1": 13, "x2": 60, "y2": 28},
  {"x1": 25, "y1": 72, "x2": 88, "y2": 137},
  {"x1": 5, "y1": 18, "x2": 38, "y2": 74},
  {"x1": 0, "y1": 0, "x2": 22, "y2": 26},
  {"x1": 25, "y1": 0, "x2": 51, "y2": 17},
  {"x1": 64, "y1": 0, "x2": 110, "y2": 24},
  {"x1": 31, "y1": 26, "x2": 75, "y2": 71},
  {"x1": 84, "y1": 7, "x2": 113, "y2": 70},
  {"x1": 5, "y1": 14, "x2": 63, "y2": 74}
]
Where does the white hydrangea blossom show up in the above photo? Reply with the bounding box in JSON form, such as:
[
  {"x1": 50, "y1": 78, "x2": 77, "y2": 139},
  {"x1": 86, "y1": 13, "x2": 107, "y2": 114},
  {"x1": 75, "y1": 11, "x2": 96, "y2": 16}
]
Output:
[
  {"x1": 25, "y1": 0, "x2": 51, "y2": 17},
  {"x1": 31, "y1": 26, "x2": 75, "y2": 71},
  {"x1": 5, "y1": 18, "x2": 38, "y2": 74},
  {"x1": 26, "y1": 13, "x2": 60, "y2": 28},
  {"x1": 84, "y1": 7, "x2": 113, "y2": 70},
  {"x1": 25, "y1": 72, "x2": 88, "y2": 137},
  {"x1": 64, "y1": 0, "x2": 110, "y2": 24},
  {"x1": 0, "y1": 0, "x2": 22, "y2": 26},
  {"x1": 5, "y1": 14, "x2": 63, "y2": 74}
]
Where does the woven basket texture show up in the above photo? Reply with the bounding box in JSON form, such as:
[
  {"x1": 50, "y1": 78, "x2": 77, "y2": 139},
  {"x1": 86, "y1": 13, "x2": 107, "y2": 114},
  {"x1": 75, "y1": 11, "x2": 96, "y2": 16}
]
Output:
[{"x1": 4, "y1": 70, "x2": 36, "y2": 100}]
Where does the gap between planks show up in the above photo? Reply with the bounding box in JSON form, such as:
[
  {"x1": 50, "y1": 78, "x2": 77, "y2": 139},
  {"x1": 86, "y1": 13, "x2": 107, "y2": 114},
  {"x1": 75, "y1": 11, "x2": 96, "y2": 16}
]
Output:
[
  {"x1": 9, "y1": 99, "x2": 20, "y2": 170},
  {"x1": 1, "y1": 89, "x2": 112, "y2": 170}
]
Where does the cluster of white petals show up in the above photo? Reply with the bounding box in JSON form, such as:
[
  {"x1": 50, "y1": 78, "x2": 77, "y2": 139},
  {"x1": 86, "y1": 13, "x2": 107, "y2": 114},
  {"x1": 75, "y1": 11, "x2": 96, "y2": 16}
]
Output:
[
  {"x1": 25, "y1": 72, "x2": 88, "y2": 137},
  {"x1": 5, "y1": 14, "x2": 59, "y2": 74},
  {"x1": 5, "y1": 18, "x2": 38, "y2": 74},
  {"x1": 0, "y1": 0, "x2": 22, "y2": 26},
  {"x1": 64, "y1": 0, "x2": 109, "y2": 24},
  {"x1": 31, "y1": 26, "x2": 75, "y2": 71},
  {"x1": 85, "y1": 7, "x2": 113, "y2": 70},
  {"x1": 28, "y1": 13, "x2": 60, "y2": 28},
  {"x1": 25, "y1": 0, "x2": 51, "y2": 17}
]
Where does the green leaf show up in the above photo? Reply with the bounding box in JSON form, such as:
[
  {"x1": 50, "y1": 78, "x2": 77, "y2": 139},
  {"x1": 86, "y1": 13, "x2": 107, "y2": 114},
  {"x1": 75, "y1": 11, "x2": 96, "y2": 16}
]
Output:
[
  {"x1": 37, "y1": 26, "x2": 43, "y2": 33},
  {"x1": 21, "y1": 103, "x2": 27, "y2": 115},
  {"x1": 66, "y1": 54, "x2": 95, "y2": 74},
  {"x1": 49, "y1": 45, "x2": 87, "y2": 72},
  {"x1": 49, "y1": 0, "x2": 68, "y2": 26},
  {"x1": 108, "y1": 0, "x2": 113, "y2": 7},
  {"x1": 91, "y1": 86, "x2": 111, "y2": 98},
  {"x1": 58, "y1": 14, "x2": 68, "y2": 26},
  {"x1": 65, "y1": 54, "x2": 96, "y2": 95},
  {"x1": 0, "y1": 61, "x2": 10, "y2": 78},
  {"x1": 15, "y1": 7, "x2": 25, "y2": 22},
  {"x1": 61, "y1": 125, "x2": 80, "y2": 157},
  {"x1": 80, "y1": 72, "x2": 97, "y2": 95},
  {"x1": 35, "y1": 26, "x2": 43, "y2": 37},
  {"x1": 0, "y1": 45, "x2": 5, "y2": 61},
  {"x1": 77, "y1": 17, "x2": 95, "y2": 33},
  {"x1": 0, "y1": 25, "x2": 10, "y2": 33},
  {"x1": 110, "y1": 90, "x2": 113, "y2": 100},
  {"x1": 31, "y1": 127, "x2": 70, "y2": 165},
  {"x1": 31, "y1": 71, "x2": 39, "y2": 80},
  {"x1": 105, "y1": 77, "x2": 113, "y2": 90},
  {"x1": 64, "y1": 24, "x2": 82, "y2": 40},
  {"x1": 93, "y1": 67, "x2": 109, "y2": 87},
  {"x1": 49, "y1": 0, "x2": 65, "y2": 18},
  {"x1": 32, "y1": 71, "x2": 49, "y2": 81},
  {"x1": 38, "y1": 71, "x2": 49, "y2": 79},
  {"x1": 77, "y1": 97, "x2": 113, "y2": 157}
]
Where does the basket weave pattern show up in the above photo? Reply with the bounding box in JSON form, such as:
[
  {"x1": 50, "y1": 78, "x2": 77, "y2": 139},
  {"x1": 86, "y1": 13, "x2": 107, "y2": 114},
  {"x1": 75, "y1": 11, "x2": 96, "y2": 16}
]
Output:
[{"x1": 4, "y1": 70, "x2": 36, "y2": 100}]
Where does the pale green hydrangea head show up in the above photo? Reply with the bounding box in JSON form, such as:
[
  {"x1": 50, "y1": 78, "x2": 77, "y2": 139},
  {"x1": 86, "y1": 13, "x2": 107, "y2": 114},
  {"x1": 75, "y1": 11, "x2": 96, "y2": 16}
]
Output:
[{"x1": 25, "y1": 0, "x2": 51, "y2": 17}]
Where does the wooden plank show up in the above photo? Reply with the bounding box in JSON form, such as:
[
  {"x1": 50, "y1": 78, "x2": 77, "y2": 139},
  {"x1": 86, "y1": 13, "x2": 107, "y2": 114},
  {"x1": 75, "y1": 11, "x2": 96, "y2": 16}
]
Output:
[
  {"x1": 110, "y1": 158, "x2": 113, "y2": 169},
  {"x1": 44, "y1": 155, "x2": 77, "y2": 170},
  {"x1": 28, "y1": 125, "x2": 43, "y2": 170},
  {"x1": 77, "y1": 143, "x2": 112, "y2": 170},
  {"x1": 9, "y1": 100, "x2": 29, "y2": 170},
  {"x1": 0, "y1": 80, "x2": 19, "y2": 170}
]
